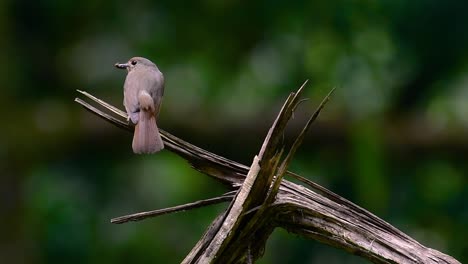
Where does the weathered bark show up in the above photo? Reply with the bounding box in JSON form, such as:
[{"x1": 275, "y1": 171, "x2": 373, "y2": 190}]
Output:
[{"x1": 75, "y1": 85, "x2": 460, "y2": 264}]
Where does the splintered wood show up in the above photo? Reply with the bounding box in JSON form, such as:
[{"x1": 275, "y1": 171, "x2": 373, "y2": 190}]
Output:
[{"x1": 76, "y1": 83, "x2": 460, "y2": 264}]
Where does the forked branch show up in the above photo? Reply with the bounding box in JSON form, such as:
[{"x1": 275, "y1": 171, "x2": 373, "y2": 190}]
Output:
[{"x1": 75, "y1": 83, "x2": 460, "y2": 264}]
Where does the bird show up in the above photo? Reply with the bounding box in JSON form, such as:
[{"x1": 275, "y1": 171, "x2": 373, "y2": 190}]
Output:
[{"x1": 115, "y1": 57, "x2": 165, "y2": 154}]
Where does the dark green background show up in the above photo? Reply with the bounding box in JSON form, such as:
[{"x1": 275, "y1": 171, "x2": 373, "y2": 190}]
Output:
[{"x1": 1, "y1": 1, "x2": 466, "y2": 263}]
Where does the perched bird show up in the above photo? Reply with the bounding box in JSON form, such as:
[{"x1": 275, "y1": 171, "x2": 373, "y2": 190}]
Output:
[{"x1": 115, "y1": 57, "x2": 164, "y2": 154}]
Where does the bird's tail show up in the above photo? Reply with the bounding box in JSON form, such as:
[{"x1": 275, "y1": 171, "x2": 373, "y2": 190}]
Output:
[{"x1": 132, "y1": 91, "x2": 164, "y2": 154}]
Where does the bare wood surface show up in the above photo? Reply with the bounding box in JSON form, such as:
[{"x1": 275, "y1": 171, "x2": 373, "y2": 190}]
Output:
[
  {"x1": 185, "y1": 82, "x2": 307, "y2": 263},
  {"x1": 75, "y1": 84, "x2": 460, "y2": 264}
]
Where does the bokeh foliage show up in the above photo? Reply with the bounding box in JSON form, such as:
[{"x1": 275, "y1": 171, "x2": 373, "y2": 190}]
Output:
[{"x1": 0, "y1": 0, "x2": 467, "y2": 263}]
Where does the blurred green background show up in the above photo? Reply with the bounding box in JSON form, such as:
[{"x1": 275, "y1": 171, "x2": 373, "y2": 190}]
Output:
[{"x1": 1, "y1": 0, "x2": 467, "y2": 263}]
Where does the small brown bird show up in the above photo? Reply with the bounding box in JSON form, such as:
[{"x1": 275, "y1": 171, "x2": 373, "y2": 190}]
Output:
[{"x1": 115, "y1": 57, "x2": 164, "y2": 154}]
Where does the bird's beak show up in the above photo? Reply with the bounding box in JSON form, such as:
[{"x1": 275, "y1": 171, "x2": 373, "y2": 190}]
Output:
[{"x1": 114, "y1": 62, "x2": 130, "y2": 69}]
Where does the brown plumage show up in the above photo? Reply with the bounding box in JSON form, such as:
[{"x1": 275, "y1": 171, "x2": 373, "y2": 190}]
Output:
[{"x1": 115, "y1": 57, "x2": 164, "y2": 154}]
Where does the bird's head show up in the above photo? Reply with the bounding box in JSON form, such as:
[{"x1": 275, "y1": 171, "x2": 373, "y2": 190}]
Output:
[{"x1": 114, "y1": 57, "x2": 157, "y2": 72}]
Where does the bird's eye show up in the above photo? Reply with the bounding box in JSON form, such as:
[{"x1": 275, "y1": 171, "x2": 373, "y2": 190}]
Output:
[{"x1": 131, "y1": 60, "x2": 137, "y2": 65}]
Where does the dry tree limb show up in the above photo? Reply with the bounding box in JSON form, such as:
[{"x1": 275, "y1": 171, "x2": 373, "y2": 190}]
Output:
[
  {"x1": 111, "y1": 191, "x2": 236, "y2": 224},
  {"x1": 75, "y1": 83, "x2": 460, "y2": 264}
]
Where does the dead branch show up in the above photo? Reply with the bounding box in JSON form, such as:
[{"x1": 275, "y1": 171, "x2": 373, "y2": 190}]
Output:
[{"x1": 75, "y1": 83, "x2": 460, "y2": 264}]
